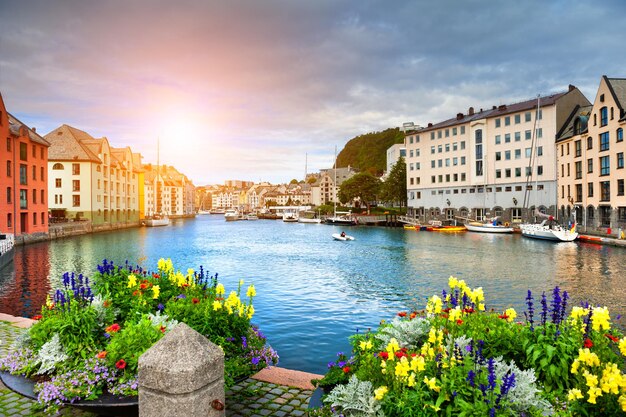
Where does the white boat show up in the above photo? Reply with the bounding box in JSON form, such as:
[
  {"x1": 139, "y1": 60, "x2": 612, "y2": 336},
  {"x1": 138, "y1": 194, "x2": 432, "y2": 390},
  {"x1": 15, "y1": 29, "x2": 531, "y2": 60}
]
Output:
[
  {"x1": 332, "y1": 233, "x2": 355, "y2": 241},
  {"x1": 282, "y1": 210, "x2": 299, "y2": 222},
  {"x1": 197, "y1": 210, "x2": 211, "y2": 215},
  {"x1": 246, "y1": 214, "x2": 259, "y2": 220},
  {"x1": 326, "y1": 211, "x2": 356, "y2": 225},
  {"x1": 520, "y1": 219, "x2": 578, "y2": 242},
  {"x1": 144, "y1": 215, "x2": 170, "y2": 227},
  {"x1": 298, "y1": 210, "x2": 322, "y2": 224},
  {"x1": 225, "y1": 209, "x2": 240, "y2": 221},
  {"x1": 465, "y1": 219, "x2": 513, "y2": 234}
]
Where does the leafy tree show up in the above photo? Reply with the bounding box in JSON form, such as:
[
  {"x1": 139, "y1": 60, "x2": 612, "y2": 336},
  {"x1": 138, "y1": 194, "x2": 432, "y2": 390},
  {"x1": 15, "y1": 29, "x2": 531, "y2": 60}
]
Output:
[
  {"x1": 336, "y1": 128, "x2": 404, "y2": 175},
  {"x1": 381, "y1": 157, "x2": 407, "y2": 207},
  {"x1": 289, "y1": 179, "x2": 299, "y2": 184},
  {"x1": 307, "y1": 177, "x2": 317, "y2": 184},
  {"x1": 338, "y1": 173, "x2": 381, "y2": 213}
]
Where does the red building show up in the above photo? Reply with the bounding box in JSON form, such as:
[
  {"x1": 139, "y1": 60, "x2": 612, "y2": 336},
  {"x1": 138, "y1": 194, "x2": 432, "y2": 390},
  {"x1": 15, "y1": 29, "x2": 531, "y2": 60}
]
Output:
[{"x1": 0, "y1": 93, "x2": 50, "y2": 237}]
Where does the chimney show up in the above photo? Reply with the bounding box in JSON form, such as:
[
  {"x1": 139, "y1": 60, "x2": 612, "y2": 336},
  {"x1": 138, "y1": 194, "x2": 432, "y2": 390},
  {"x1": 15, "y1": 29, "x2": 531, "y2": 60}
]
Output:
[
  {"x1": 468, "y1": 107, "x2": 474, "y2": 116},
  {"x1": 569, "y1": 84, "x2": 576, "y2": 92},
  {"x1": 492, "y1": 105, "x2": 497, "y2": 110},
  {"x1": 456, "y1": 112, "x2": 463, "y2": 120},
  {"x1": 32, "y1": 127, "x2": 36, "y2": 133},
  {"x1": 428, "y1": 122, "x2": 433, "y2": 127},
  {"x1": 498, "y1": 104, "x2": 507, "y2": 111}
]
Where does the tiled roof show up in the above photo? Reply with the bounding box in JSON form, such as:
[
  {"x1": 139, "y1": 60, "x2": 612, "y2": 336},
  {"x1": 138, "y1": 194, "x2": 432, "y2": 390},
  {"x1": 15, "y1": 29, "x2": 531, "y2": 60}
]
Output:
[
  {"x1": 409, "y1": 90, "x2": 570, "y2": 134},
  {"x1": 7, "y1": 113, "x2": 50, "y2": 146},
  {"x1": 44, "y1": 124, "x2": 101, "y2": 162},
  {"x1": 606, "y1": 77, "x2": 626, "y2": 121}
]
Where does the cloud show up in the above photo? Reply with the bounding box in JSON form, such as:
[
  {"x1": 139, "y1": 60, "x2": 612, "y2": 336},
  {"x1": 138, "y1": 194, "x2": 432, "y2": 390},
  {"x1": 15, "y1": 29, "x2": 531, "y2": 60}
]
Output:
[{"x1": 1, "y1": 0, "x2": 625, "y2": 184}]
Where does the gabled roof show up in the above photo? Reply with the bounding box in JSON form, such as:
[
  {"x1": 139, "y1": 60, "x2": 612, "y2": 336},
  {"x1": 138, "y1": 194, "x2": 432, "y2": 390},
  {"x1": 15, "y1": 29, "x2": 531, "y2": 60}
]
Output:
[
  {"x1": 605, "y1": 77, "x2": 626, "y2": 121},
  {"x1": 7, "y1": 113, "x2": 50, "y2": 146},
  {"x1": 44, "y1": 124, "x2": 102, "y2": 162},
  {"x1": 556, "y1": 105, "x2": 593, "y2": 143}
]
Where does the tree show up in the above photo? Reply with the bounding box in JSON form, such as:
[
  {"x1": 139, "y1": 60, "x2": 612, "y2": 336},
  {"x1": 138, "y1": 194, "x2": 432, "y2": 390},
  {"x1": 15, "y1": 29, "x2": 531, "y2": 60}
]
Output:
[
  {"x1": 290, "y1": 179, "x2": 299, "y2": 184},
  {"x1": 307, "y1": 177, "x2": 317, "y2": 184},
  {"x1": 338, "y1": 172, "x2": 381, "y2": 213},
  {"x1": 381, "y1": 157, "x2": 407, "y2": 207}
]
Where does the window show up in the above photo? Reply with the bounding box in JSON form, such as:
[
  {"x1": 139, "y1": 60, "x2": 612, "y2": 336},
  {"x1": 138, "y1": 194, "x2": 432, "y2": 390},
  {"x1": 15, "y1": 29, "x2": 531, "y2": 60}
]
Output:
[
  {"x1": 575, "y1": 140, "x2": 581, "y2": 157},
  {"x1": 537, "y1": 146, "x2": 543, "y2": 156},
  {"x1": 55, "y1": 178, "x2": 62, "y2": 188},
  {"x1": 431, "y1": 146, "x2": 435, "y2": 154},
  {"x1": 505, "y1": 133, "x2": 511, "y2": 143},
  {"x1": 588, "y1": 182, "x2": 594, "y2": 197},
  {"x1": 20, "y1": 189, "x2": 27, "y2": 209},
  {"x1": 515, "y1": 167, "x2": 521, "y2": 177},
  {"x1": 621, "y1": 207, "x2": 626, "y2": 222},
  {"x1": 452, "y1": 127, "x2": 457, "y2": 135},
  {"x1": 505, "y1": 151, "x2": 511, "y2": 160},
  {"x1": 41, "y1": 189, "x2": 44, "y2": 204},
  {"x1": 460, "y1": 126, "x2": 465, "y2": 134},
  {"x1": 445, "y1": 144, "x2": 450, "y2": 152},
  {"x1": 6, "y1": 187, "x2": 11, "y2": 203},
  {"x1": 495, "y1": 170, "x2": 501, "y2": 178},
  {"x1": 525, "y1": 148, "x2": 532, "y2": 158},
  {"x1": 505, "y1": 169, "x2": 511, "y2": 178},
  {"x1": 525, "y1": 112, "x2": 531, "y2": 122},
  {"x1": 618, "y1": 128, "x2": 623, "y2": 142},
  {"x1": 575, "y1": 161, "x2": 582, "y2": 179},
  {"x1": 32, "y1": 145, "x2": 36, "y2": 158},
  {"x1": 618, "y1": 179, "x2": 624, "y2": 196},
  {"x1": 515, "y1": 149, "x2": 521, "y2": 159},
  {"x1": 495, "y1": 118, "x2": 501, "y2": 128},
  {"x1": 576, "y1": 184, "x2": 583, "y2": 202},
  {"x1": 461, "y1": 156, "x2": 466, "y2": 165},
  {"x1": 537, "y1": 166, "x2": 543, "y2": 176},
  {"x1": 20, "y1": 142, "x2": 27, "y2": 160},
  {"x1": 438, "y1": 131, "x2": 442, "y2": 139},
  {"x1": 431, "y1": 160, "x2": 435, "y2": 168},
  {"x1": 32, "y1": 165, "x2": 36, "y2": 180},
  {"x1": 6, "y1": 161, "x2": 10, "y2": 177},
  {"x1": 505, "y1": 116, "x2": 510, "y2": 126},
  {"x1": 40, "y1": 166, "x2": 44, "y2": 180},
  {"x1": 461, "y1": 173, "x2": 466, "y2": 181},
  {"x1": 600, "y1": 132, "x2": 610, "y2": 151},
  {"x1": 495, "y1": 152, "x2": 501, "y2": 161},
  {"x1": 525, "y1": 166, "x2": 532, "y2": 176},
  {"x1": 19, "y1": 164, "x2": 27, "y2": 185},
  {"x1": 73, "y1": 180, "x2": 80, "y2": 191},
  {"x1": 453, "y1": 143, "x2": 457, "y2": 151},
  {"x1": 73, "y1": 195, "x2": 80, "y2": 207},
  {"x1": 525, "y1": 130, "x2": 531, "y2": 140},
  {"x1": 52, "y1": 163, "x2": 64, "y2": 170},
  {"x1": 600, "y1": 181, "x2": 610, "y2": 201},
  {"x1": 6, "y1": 138, "x2": 10, "y2": 151},
  {"x1": 445, "y1": 129, "x2": 449, "y2": 137},
  {"x1": 32, "y1": 189, "x2": 36, "y2": 204},
  {"x1": 495, "y1": 135, "x2": 501, "y2": 144},
  {"x1": 453, "y1": 157, "x2": 458, "y2": 166},
  {"x1": 515, "y1": 114, "x2": 520, "y2": 124},
  {"x1": 476, "y1": 161, "x2": 483, "y2": 176},
  {"x1": 438, "y1": 145, "x2": 442, "y2": 153},
  {"x1": 618, "y1": 152, "x2": 624, "y2": 169},
  {"x1": 588, "y1": 158, "x2": 593, "y2": 173},
  {"x1": 460, "y1": 141, "x2": 465, "y2": 150},
  {"x1": 515, "y1": 132, "x2": 521, "y2": 141},
  {"x1": 72, "y1": 163, "x2": 80, "y2": 175},
  {"x1": 7, "y1": 213, "x2": 11, "y2": 228},
  {"x1": 536, "y1": 128, "x2": 543, "y2": 138},
  {"x1": 600, "y1": 156, "x2": 610, "y2": 176},
  {"x1": 600, "y1": 107, "x2": 608, "y2": 126}
]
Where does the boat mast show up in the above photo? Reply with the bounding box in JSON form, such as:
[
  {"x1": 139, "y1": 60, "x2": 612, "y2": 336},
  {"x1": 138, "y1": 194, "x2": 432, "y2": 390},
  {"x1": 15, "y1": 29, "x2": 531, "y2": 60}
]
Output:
[
  {"x1": 522, "y1": 95, "x2": 540, "y2": 221},
  {"x1": 333, "y1": 146, "x2": 337, "y2": 217}
]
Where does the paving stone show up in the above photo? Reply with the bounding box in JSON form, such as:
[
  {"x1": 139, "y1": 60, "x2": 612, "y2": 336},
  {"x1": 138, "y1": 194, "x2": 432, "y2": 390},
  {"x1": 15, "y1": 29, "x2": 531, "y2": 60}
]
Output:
[
  {"x1": 267, "y1": 403, "x2": 281, "y2": 410},
  {"x1": 257, "y1": 397, "x2": 269, "y2": 404},
  {"x1": 258, "y1": 409, "x2": 272, "y2": 416},
  {"x1": 269, "y1": 388, "x2": 284, "y2": 395},
  {"x1": 274, "y1": 411, "x2": 287, "y2": 417},
  {"x1": 289, "y1": 399, "x2": 301, "y2": 406},
  {"x1": 273, "y1": 397, "x2": 287, "y2": 404},
  {"x1": 291, "y1": 410, "x2": 305, "y2": 416},
  {"x1": 280, "y1": 405, "x2": 294, "y2": 412},
  {"x1": 264, "y1": 393, "x2": 277, "y2": 400}
]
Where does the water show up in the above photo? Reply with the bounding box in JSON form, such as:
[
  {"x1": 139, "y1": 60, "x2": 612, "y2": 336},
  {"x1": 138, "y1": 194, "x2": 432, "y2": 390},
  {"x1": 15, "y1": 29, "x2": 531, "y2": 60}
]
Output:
[{"x1": 1, "y1": 216, "x2": 625, "y2": 374}]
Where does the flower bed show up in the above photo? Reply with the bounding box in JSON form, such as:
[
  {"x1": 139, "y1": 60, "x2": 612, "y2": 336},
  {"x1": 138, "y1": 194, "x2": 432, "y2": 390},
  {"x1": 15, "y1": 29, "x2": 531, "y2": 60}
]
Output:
[
  {"x1": 310, "y1": 277, "x2": 626, "y2": 416},
  {"x1": 0, "y1": 259, "x2": 278, "y2": 414}
]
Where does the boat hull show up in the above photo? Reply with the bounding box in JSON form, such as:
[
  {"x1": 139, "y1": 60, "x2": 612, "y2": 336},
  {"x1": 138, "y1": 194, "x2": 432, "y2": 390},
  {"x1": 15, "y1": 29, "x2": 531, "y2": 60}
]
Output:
[
  {"x1": 144, "y1": 218, "x2": 169, "y2": 227},
  {"x1": 520, "y1": 224, "x2": 578, "y2": 242},
  {"x1": 429, "y1": 226, "x2": 467, "y2": 232},
  {"x1": 298, "y1": 218, "x2": 322, "y2": 224},
  {"x1": 465, "y1": 223, "x2": 513, "y2": 233},
  {"x1": 332, "y1": 233, "x2": 354, "y2": 241},
  {"x1": 325, "y1": 218, "x2": 356, "y2": 226}
]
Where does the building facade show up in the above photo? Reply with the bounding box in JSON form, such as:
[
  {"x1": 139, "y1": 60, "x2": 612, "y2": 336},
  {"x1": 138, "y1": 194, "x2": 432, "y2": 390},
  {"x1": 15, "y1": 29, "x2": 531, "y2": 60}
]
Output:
[
  {"x1": 556, "y1": 76, "x2": 626, "y2": 234},
  {"x1": 405, "y1": 86, "x2": 590, "y2": 224},
  {"x1": 0, "y1": 93, "x2": 50, "y2": 237}
]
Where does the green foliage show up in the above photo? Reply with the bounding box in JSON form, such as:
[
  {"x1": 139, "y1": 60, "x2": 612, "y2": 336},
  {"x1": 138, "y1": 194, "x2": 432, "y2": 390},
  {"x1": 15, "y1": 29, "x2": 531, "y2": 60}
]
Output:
[
  {"x1": 105, "y1": 317, "x2": 164, "y2": 377},
  {"x1": 380, "y1": 157, "x2": 407, "y2": 207},
  {"x1": 338, "y1": 172, "x2": 381, "y2": 209},
  {"x1": 337, "y1": 128, "x2": 404, "y2": 176}
]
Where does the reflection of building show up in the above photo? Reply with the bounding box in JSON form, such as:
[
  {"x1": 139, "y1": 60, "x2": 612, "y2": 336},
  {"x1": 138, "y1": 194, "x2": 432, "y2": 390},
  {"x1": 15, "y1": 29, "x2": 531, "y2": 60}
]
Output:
[
  {"x1": 405, "y1": 86, "x2": 589, "y2": 223},
  {"x1": 0, "y1": 93, "x2": 51, "y2": 239},
  {"x1": 45, "y1": 125, "x2": 140, "y2": 227},
  {"x1": 556, "y1": 76, "x2": 626, "y2": 234}
]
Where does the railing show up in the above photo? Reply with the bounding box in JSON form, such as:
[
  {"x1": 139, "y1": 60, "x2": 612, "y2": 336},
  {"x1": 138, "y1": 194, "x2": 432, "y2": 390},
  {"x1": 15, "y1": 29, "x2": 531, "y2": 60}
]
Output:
[
  {"x1": 397, "y1": 215, "x2": 420, "y2": 225},
  {"x1": 0, "y1": 234, "x2": 15, "y2": 255}
]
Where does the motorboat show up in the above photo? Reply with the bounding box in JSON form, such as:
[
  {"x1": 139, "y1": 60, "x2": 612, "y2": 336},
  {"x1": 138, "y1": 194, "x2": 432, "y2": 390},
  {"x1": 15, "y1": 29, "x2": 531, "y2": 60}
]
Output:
[
  {"x1": 428, "y1": 225, "x2": 467, "y2": 232},
  {"x1": 246, "y1": 214, "x2": 259, "y2": 220},
  {"x1": 282, "y1": 210, "x2": 299, "y2": 222},
  {"x1": 325, "y1": 211, "x2": 357, "y2": 226},
  {"x1": 465, "y1": 220, "x2": 513, "y2": 234},
  {"x1": 520, "y1": 220, "x2": 578, "y2": 242},
  {"x1": 332, "y1": 233, "x2": 355, "y2": 241},
  {"x1": 298, "y1": 210, "x2": 322, "y2": 224},
  {"x1": 224, "y1": 209, "x2": 240, "y2": 222},
  {"x1": 144, "y1": 214, "x2": 169, "y2": 227}
]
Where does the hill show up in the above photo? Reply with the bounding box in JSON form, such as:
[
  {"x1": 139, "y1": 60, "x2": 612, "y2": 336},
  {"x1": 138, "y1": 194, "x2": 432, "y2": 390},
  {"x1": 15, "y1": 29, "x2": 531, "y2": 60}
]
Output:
[{"x1": 336, "y1": 127, "x2": 404, "y2": 176}]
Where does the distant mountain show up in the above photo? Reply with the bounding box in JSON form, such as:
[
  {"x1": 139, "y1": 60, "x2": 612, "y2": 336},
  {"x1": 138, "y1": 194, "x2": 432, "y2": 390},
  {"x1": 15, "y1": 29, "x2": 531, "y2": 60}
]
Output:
[{"x1": 336, "y1": 128, "x2": 404, "y2": 176}]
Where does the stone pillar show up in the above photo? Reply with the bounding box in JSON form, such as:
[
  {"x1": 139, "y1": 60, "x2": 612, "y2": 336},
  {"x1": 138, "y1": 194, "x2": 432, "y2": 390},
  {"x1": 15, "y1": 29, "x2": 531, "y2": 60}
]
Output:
[{"x1": 138, "y1": 322, "x2": 225, "y2": 417}]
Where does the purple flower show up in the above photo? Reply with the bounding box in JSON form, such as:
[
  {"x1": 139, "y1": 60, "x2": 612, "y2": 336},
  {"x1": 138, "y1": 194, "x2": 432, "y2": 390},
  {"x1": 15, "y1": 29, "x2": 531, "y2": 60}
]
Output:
[
  {"x1": 540, "y1": 292, "x2": 548, "y2": 328},
  {"x1": 157, "y1": 303, "x2": 165, "y2": 311},
  {"x1": 251, "y1": 357, "x2": 260, "y2": 366},
  {"x1": 177, "y1": 294, "x2": 186, "y2": 299},
  {"x1": 487, "y1": 358, "x2": 496, "y2": 390},
  {"x1": 466, "y1": 370, "x2": 476, "y2": 387}
]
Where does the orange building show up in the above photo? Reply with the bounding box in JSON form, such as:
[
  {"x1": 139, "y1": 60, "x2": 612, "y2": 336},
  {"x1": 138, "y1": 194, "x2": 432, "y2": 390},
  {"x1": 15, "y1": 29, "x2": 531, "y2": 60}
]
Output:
[{"x1": 0, "y1": 93, "x2": 51, "y2": 237}]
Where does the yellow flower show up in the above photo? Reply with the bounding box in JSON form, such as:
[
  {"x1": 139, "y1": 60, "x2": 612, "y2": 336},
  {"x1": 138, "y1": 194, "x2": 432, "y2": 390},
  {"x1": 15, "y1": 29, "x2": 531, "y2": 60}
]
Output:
[
  {"x1": 505, "y1": 308, "x2": 517, "y2": 322},
  {"x1": 570, "y1": 306, "x2": 590, "y2": 320},
  {"x1": 246, "y1": 285, "x2": 256, "y2": 298},
  {"x1": 157, "y1": 258, "x2": 173, "y2": 273},
  {"x1": 591, "y1": 306, "x2": 611, "y2": 331},
  {"x1": 374, "y1": 386, "x2": 388, "y2": 401},
  {"x1": 478, "y1": 303, "x2": 485, "y2": 311},
  {"x1": 152, "y1": 285, "x2": 160, "y2": 299},
  {"x1": 359, "y1": 340, "x2": 373, "y2": 351},
  {"x1": 619, "y1": 337, "x2": 626, "y2": 357},
  {"x1": 567, "y1": 388, "x2": 584, "y2": 401},
  {"x1": 212, "y1": 300, "x2": 222, "y2": 311},
  {"x1": 583, "y1": 370, "x2": 598, "y2": 388},
  {"x1": 407, "y1": 373, "x2": 416, "y2": 387},
  {"x1": 578, "y1": 348, "x2": 601, "y2": 367},
  {"x1": 428, "y1": 328, "x2": 437, "y2": 344},
  {"x1": 600, "y1": 363, "x2": 622, "y2": 395},
  {"x1": 448, "y1": 276, "x2": 458, "y2": 289},
  {"x1": 426, "y1": 295, "x2": 442, "y2": 315},
  {"x1": 571, "y1": 359, "x2": 580, "y2": 374},
  {"x1": 386, "y1": 338, "x2": 400, "y2": 358},
  {"x1": 587, "y1": 386, "x2": 602, "y2": 404},
  {"x1": 395, "y1": 357, "x2": 410, "y2": 378},
  {"x1": 423, "y1": 376, "x2": 441, "y2": 392},
  {"x1": 411, "y1": 355, "x2": 425, "y2": 372},
  {"x1": 247, "y1": 305, "x2": 255, "y2": 319},
  {"x1": 45, "y1": 295, "x2": 54, "y2": 308},
  {"x1": 127, "y1": 274, "x2": 137, "y2": 288},
  {"x1": 619, "y1": 394, "x2": 626, "y2": 412},
  {"x1": 216, "y1": 283, "x2": 225, "y2": 295},
  {"x1": 449, "y1": 306, "x2": 462, "y2": 322}
]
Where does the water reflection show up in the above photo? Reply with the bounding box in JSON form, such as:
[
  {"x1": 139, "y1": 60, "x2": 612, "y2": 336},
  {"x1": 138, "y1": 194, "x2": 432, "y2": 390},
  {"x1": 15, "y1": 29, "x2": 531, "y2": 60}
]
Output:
[{"x1": 0, "y1": 217, "x2": 624, "y2": 373}]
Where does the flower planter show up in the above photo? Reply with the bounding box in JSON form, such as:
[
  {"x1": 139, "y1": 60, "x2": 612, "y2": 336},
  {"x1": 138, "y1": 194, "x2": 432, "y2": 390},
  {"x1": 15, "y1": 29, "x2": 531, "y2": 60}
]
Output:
[{"x1": 0, "y1": 371, "x2": 138, "y2": 417}]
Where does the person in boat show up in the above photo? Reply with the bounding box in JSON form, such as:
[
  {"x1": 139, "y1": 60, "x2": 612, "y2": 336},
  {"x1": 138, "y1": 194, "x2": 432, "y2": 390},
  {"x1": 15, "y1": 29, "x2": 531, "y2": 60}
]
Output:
[{"x1": 340, "y1": 231, "x2": 346, "y2": 237}]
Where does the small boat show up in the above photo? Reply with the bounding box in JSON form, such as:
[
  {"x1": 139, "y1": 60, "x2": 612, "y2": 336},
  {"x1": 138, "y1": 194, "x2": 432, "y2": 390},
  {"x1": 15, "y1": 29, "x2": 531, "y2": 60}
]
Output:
[
  {"x1": 465, "y1": 220, "x2": 513, "y2": 234},
  {"x1": 520, "y1": 219, "x2": 578, "y2": 242},
  {"x1": 298, "y1": 210, "x2": 322, "y2": 224},
  {"x1": 332, "y1": 233, "x2": 355, "y2": 241},
  {"x1": 403, "y1": 225, "x2": 420, "y2": 231},
  {"x1": 429, "y1": 225, "x2": 467, "y2": 232},
  {"x1": 144, "y1": 214, "x2": 169, "y2": 227},
  {"x1": 282, "y1": 210, "x2": 299, "y2": 222},
  {"x1": 0, "y1": 233, "x2": 15, "y2": 270},
  {"x1": 246, "y1": 214, "x2": 259, "y2": 221},
  {"x1": 224, "y1": 209, "x2": 240, "y2": 222},
  {"x1": 325, "y1": 211, "x2": 357, "y2": 226}
]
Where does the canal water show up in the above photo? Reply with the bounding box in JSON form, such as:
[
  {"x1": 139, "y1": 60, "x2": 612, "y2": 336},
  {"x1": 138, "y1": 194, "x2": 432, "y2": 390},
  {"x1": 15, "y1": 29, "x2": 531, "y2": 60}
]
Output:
[{"x1": 0, "y1": 215, "x2": 625, "y2": 374}]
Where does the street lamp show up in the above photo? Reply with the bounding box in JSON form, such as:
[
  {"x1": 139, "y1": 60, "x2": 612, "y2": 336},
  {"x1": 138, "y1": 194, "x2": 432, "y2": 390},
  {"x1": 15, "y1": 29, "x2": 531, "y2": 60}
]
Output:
[{"x1": 512, "y1": 197, "x2": 518, "y2": 206}]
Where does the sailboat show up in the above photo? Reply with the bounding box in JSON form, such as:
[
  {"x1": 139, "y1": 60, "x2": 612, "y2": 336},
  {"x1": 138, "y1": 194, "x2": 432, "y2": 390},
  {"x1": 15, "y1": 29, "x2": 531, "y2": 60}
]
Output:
[
  {"x1": 325, "y1": 147, "x2": 356, "y2": 226},
  {"x1": 144, "y1": 139, "x2": 170, "y2": 227},
  {"x1": 519, "y1": 96, "x2": 576, "y2": 242},
  {"x1": 465, "y1": 218, "x2": 514, "y2": 233}
]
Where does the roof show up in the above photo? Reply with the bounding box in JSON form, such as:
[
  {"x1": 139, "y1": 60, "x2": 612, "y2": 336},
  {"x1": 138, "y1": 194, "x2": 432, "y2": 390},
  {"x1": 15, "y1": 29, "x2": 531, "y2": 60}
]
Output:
[
  {"x1": 7, "y1": 113, "x2": 51, "y2": 146},
  {"x1": 408, "y1": 90, "x2": 570, "y2": 135},
  {"x1": 556, "y1": 105, "x2": 593, "y2": 142},
  {"x1": 44, "y1": 124, "x2": 102, "y2": 162},
  {"x1": 605, "y1": 77, "x2": 626, "y2": 121}
]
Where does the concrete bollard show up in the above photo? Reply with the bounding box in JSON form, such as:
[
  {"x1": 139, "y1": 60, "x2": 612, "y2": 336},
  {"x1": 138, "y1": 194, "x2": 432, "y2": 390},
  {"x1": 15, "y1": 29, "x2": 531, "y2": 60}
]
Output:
[{"x1": 138, "y1": 322, "x2": 225, "y2": 417}]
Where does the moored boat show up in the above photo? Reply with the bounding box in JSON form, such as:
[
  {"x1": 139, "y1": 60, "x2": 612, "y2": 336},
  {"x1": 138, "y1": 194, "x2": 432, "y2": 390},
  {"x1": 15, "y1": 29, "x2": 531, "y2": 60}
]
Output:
[
  {"x1": 520, "y1": 220, "x2": 578, "y2": 242},
  {"x1": 0, "y1": 233, "x2": 15, "y2": 270},
  {"x1": 144, "y1": 214, "x2": 169, "y2": 227},
  {"x1": 429, "y1": 225, "x2": 467, "y2": 232},
  {"x1": 224, "y1": 209, "x2": 240, "y2": 221},
  {"x1": 465, "y1": 221, "x2": 513, "y2": 234}
]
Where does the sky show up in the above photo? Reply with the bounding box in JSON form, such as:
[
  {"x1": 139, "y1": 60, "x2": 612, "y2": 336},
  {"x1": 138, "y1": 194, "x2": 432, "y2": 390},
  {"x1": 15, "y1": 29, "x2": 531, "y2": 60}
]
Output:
[{"x1": 1, "y1": 0, "x2": 625, "y2": 186}]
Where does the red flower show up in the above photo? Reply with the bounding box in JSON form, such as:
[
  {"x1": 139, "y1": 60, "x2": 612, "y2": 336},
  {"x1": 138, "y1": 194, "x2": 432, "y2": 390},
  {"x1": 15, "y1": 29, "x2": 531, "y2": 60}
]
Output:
[
  {"x1": 152, "y1": 273, "x2": 160, "y2": 279},
  {"x1": 140, "y1": 283, "x2": 148, "y2": 290},
  {"x1": 397, "y1": 311, "x2": 407, "y2": 317},
  {"x1": 464, "y1": 307, "x2": 475, "y2": 314},
  {"x1": 606, "y1": 334, "x2": 619, "y2": 343},
  {"x1": 160, "y1": 325, "x2": 166, "y2": 333},
  {"x1": 379, "y1": 351, "x2": 389, "y2": 360},
  {"x1": 32, "y1": 315, "x2": 42, "y2": 320},
  {"x1": 442, "y1": 308, "x2": 451, "y2": 313},
  {"x1": 115, "y1": 359, "x2": 127, "y2": 370},
  {"x1": 106, "y1": 323, "x2": 121, "y2": 333},
  {"x1": 132, "y1": 290, "x2": 141, "y2": 296},
  {"x1": 584, "y1": 338, "x2": 593, "y2": 348},
  {"x1": 456, "y1": 319, "x2": 463, "y2": 325},
  {"x1": 342, "y1": 366, "x2": 350, "y2": 373},
  {"x1": 409, "y1": 312, "x2": 417, "y2": 320},
  {"x1": 97, "y1": 351, "x2": 107, "y2": 359},
  {"x1": 395, "y1": 351, "x2": 406, "y2": 359},
  {"x1": 103, "y1": 300, "x2": 111, "y2": 308},
  {"x1": 498, "y1": 314, "x2": 509, "y2": 320},
  {"x1": 192, "y1": 298, "x2": 200, "y2": 304}
]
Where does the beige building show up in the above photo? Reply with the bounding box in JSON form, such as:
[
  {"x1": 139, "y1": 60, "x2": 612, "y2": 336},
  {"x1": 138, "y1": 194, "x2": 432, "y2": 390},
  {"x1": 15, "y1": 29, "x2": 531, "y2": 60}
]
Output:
[
  {"x1": 405, "y1": 86, "x2": 589, "y2": 224},
  {"x1": 310, "y1": 167, "x2": 356, "y2": 206},
  {"x1": 556, "y1": 76, "x2": 626, "y2": 234},
  {"x1": 45, "y1": 125, "x2": 140, "y2": 226},
  {"x1": 143, "y1": 164, "x2": 195, "y2": 218}
]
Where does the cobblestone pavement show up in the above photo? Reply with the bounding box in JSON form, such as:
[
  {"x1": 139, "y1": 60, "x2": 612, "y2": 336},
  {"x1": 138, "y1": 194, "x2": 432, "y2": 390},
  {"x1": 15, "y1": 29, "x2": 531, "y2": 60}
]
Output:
[{"x1": 0, "y1": 320, "x2": 314, "y2": 417}]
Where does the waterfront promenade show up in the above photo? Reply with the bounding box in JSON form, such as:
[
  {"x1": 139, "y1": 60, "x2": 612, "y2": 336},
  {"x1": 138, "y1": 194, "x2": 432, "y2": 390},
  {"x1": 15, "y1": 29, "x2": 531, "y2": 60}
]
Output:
[{"x1": 0, "y1": 315, "x2": 320, "y2": 417}]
